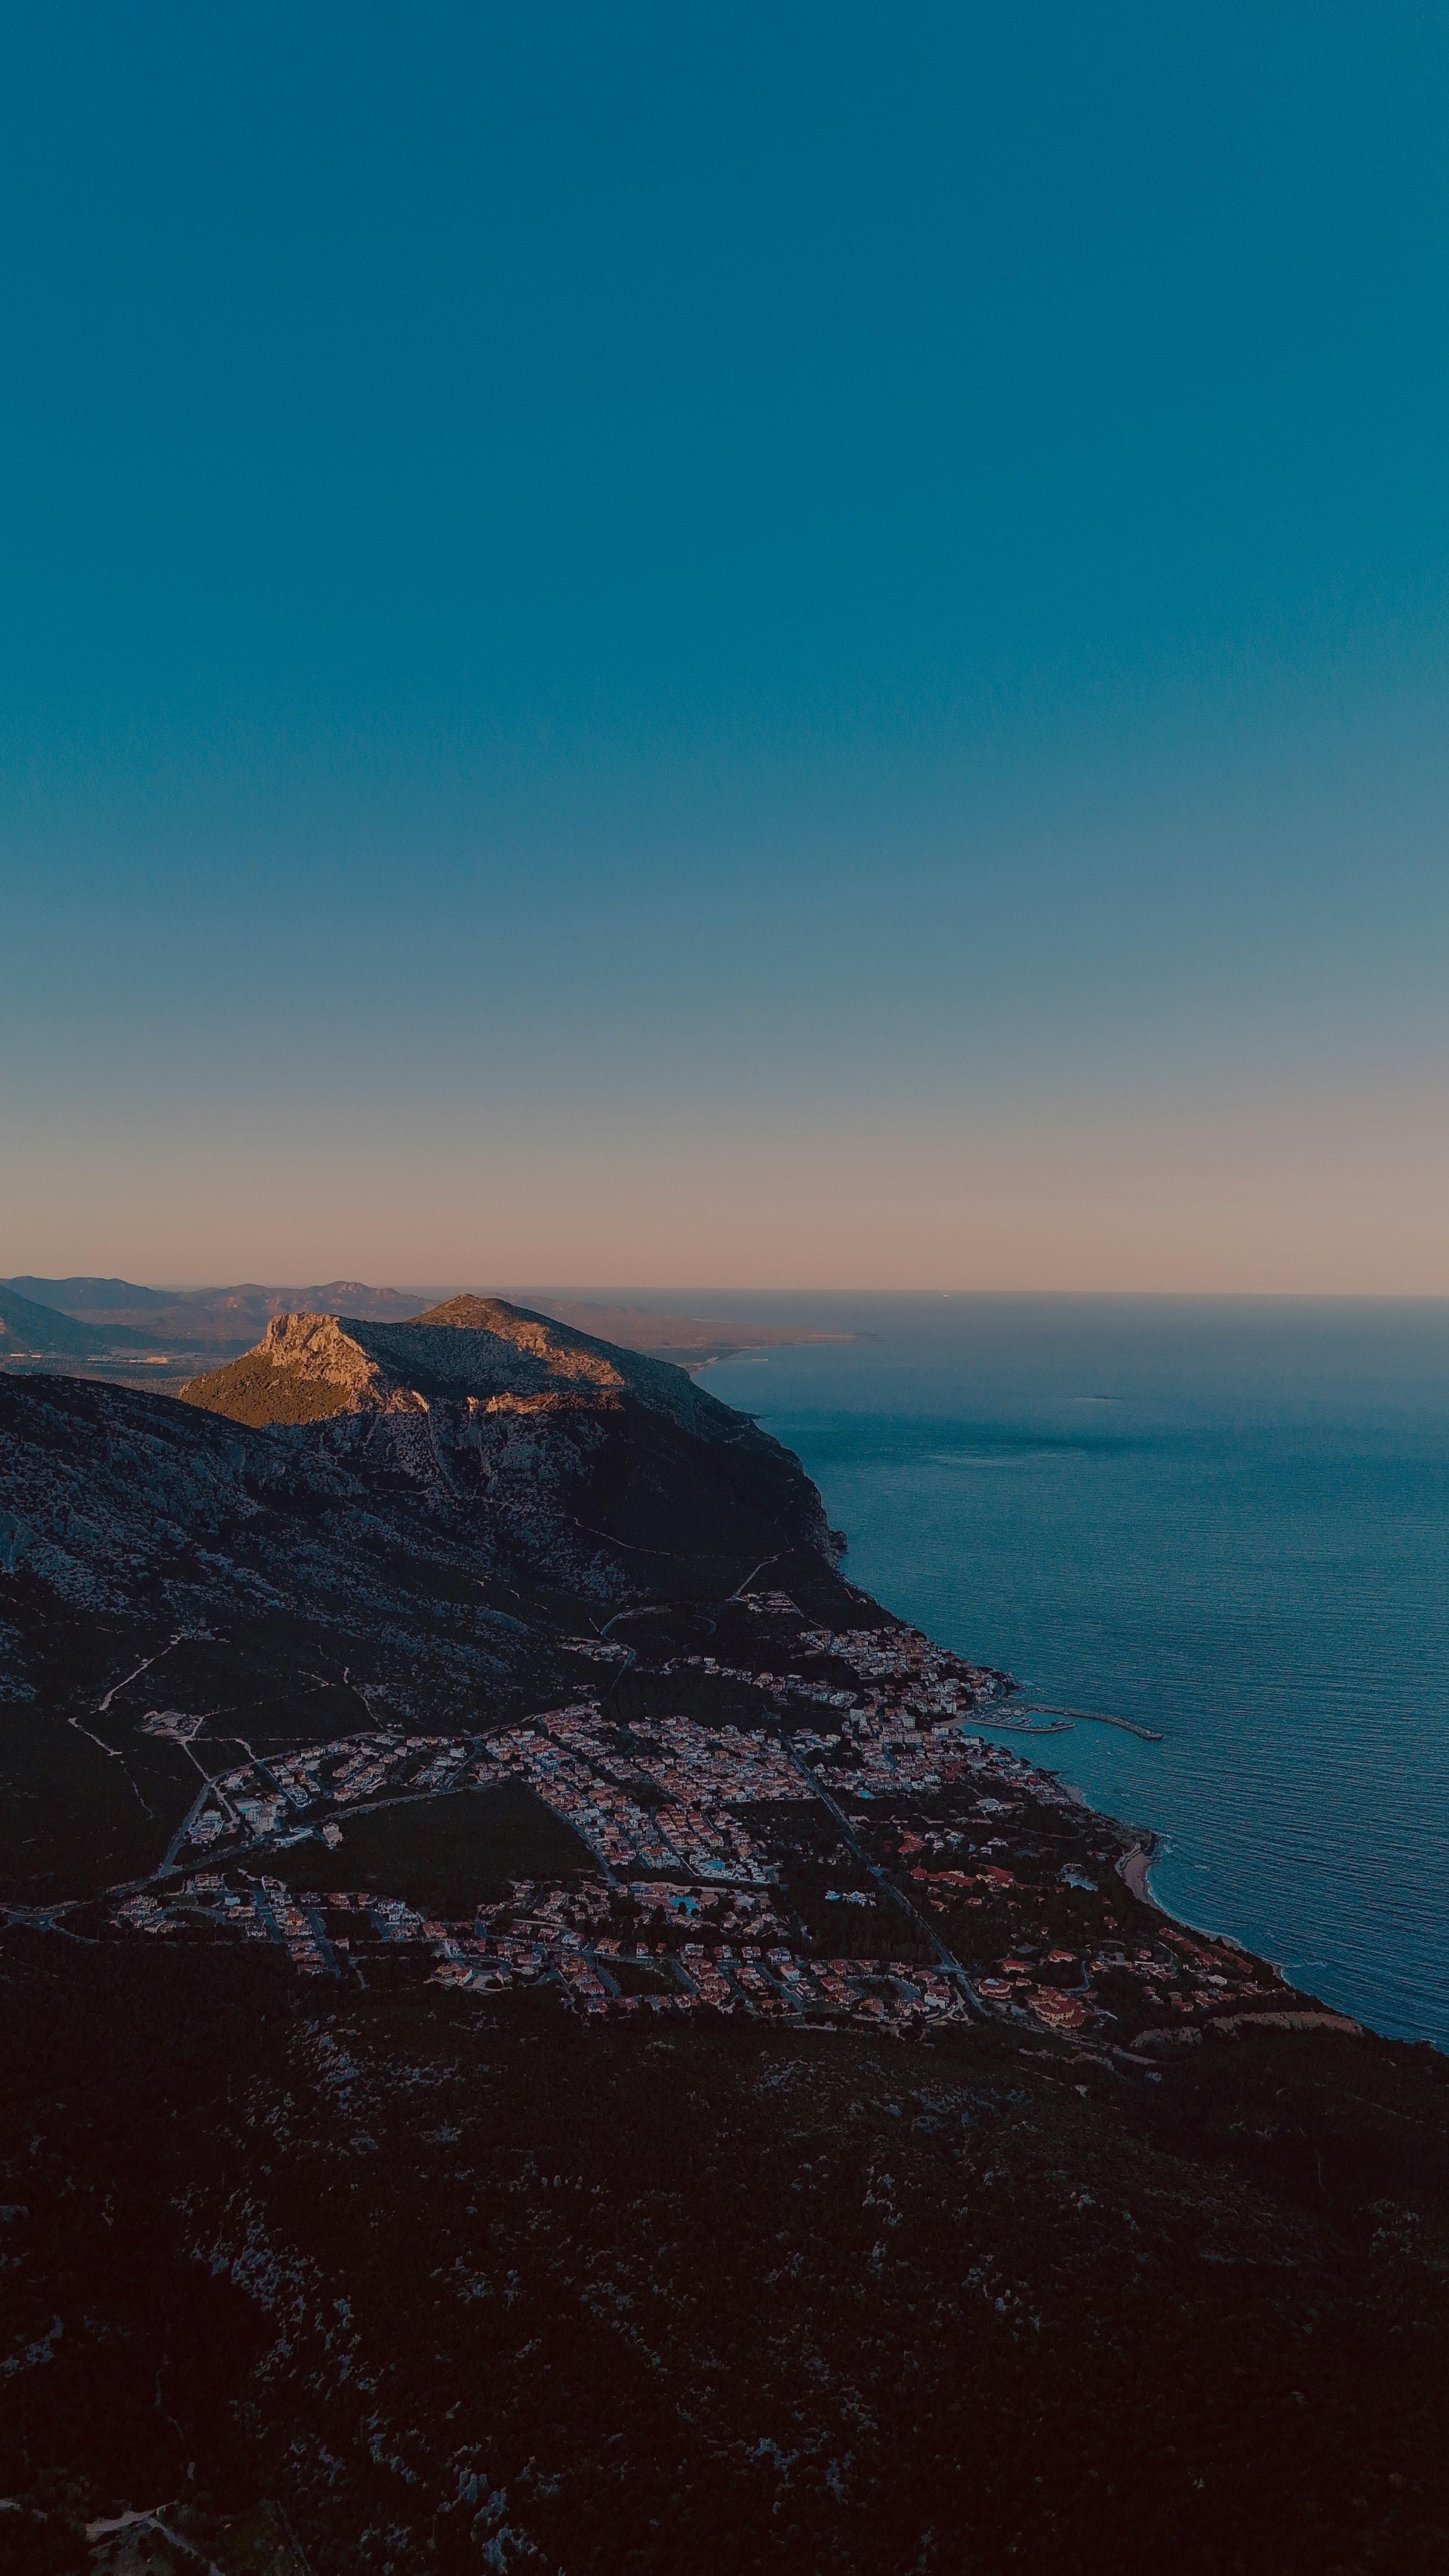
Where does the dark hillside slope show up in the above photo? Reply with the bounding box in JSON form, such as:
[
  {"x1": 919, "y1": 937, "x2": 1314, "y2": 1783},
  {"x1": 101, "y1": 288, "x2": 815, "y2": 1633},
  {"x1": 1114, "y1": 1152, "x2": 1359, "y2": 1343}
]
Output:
[
  {"x1": 0, "y1": 1281, "x2": 150, "y2": 1356},
  {"x1": 3, "y1": 1943, "x2": 1447, "y2": 2576},
  {"x1": 0, "y1": 1372, "x2": 565, "y2": 1900},
  {"x1": 180, "y1": 1296, "x2": 844, "y2": 1606}
]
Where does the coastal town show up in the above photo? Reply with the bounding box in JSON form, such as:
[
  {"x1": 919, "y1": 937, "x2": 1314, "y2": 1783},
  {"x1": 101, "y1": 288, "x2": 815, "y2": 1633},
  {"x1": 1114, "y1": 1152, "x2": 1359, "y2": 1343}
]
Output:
[{"x1": 94, "y1": 1599, "x2": 1312, "y2": 2055}]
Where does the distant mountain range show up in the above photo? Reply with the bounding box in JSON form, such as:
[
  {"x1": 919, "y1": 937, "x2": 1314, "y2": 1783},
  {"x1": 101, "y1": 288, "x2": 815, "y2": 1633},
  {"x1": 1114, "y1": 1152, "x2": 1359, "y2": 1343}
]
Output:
[
  {"x1": 6, "y1": 1275, "x2": 430, "y2": 1348},
  {"x1": 4, "y1": 1276, "x2": 848, "y2": 1366}
]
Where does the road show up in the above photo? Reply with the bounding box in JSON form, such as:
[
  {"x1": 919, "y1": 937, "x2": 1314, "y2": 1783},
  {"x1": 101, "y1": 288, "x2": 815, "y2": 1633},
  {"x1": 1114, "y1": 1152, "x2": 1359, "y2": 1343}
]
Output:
[{"x1": 777, "y1": 1734, "x2": 986, "y2": 2015}]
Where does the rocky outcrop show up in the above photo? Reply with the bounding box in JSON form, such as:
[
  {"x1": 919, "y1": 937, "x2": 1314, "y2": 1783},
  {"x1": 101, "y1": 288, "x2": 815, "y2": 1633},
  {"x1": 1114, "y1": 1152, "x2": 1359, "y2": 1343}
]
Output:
[
  {"x1": 179, "y1": 1313, "x2": 392, "y2": 1425},
  {"x1": 180, "y1": 1297, "x2": 841, "y2": 1597},
  {"x1": 184, "y1": 1296, "x2": 771, "y2": 1439}
]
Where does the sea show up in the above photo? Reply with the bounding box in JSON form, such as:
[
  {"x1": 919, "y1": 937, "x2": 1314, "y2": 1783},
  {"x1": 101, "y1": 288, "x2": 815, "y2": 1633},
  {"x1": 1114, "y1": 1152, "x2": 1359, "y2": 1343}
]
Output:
[{"x1": 680, "y1": 1294, "x2": 1447, "y2": 2051}]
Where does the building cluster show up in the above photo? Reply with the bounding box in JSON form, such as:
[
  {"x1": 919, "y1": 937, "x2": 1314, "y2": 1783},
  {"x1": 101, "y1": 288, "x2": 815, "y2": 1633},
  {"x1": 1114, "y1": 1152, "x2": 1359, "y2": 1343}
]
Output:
[
  {"x1": 115, "y1": 1822, "x2": 1278, "y2": 2043},
  {"x1": 102, "y1": 1595, "x2": 1290, "y2": 2053},
  {"x1": 729, "y1": 1602, "x2": 1004, "y2": 1722},
  {"x1": 170, "y1": 1608, "x2": 1045, "y2": 1888},
  {"x1": 1081, "y1": 1930, "x2": 1274, "y2": 2024},
  {"x1": 560, "y1": 1635, "x2": 633, "y2": 1665},
  {"x1": 177, "y1": 1728, "x2": 497, "y2": 1860},
  {"x1": 113, "y1": 1863, "x2": 975, "y2": 2033},
  {"x1": 178, "y1": 1700, "x2": 837, "y2": 1884},
  {"x1": 487, "y1": 1709, "x2": 784, "y2": 1883},
  {"x1": 436, "y1": 1933, "x2": 971, "y2": 2031},
  {"x1": 774, "y1": 1711, "x2": 1081, "y2": 1826},
  {"x1": 675, "y1": 1646, "x2": 987, "y2": 1725}
]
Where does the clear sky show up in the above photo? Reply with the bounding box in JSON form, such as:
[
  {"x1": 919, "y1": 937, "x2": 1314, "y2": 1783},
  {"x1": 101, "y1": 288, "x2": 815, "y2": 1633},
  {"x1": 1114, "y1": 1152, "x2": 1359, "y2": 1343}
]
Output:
[{"x1": 3, "y1": 2, "x2": 1447, "y2": 1291}]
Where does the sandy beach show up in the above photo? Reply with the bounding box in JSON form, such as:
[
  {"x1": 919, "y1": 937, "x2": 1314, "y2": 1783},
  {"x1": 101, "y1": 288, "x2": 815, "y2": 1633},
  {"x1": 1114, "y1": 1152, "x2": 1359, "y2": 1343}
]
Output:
[{"x1": 1118, "y1": 1840, "x2": 1159, "y2": 1904}]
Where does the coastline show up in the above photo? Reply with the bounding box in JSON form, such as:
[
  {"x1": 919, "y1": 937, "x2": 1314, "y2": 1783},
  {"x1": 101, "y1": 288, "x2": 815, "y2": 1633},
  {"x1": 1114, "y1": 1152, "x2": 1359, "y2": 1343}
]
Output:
[
  {"x1": 698, "y1": 1301, "x2": 1449, "y2": 2060},
  {"x1": 1112, "y1": 1831, "x2": 1310, "y2": 2007},
  {"x1": 1118, "y1": 1836, "x2": 1159, "y2": 1906}
]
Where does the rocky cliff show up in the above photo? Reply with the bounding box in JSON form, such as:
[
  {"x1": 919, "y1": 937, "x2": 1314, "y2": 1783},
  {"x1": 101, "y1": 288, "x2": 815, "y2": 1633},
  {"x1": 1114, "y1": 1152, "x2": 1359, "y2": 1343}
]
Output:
[{"x1": 179, "y1": 1295, "x2": 842, "y2": 1602}]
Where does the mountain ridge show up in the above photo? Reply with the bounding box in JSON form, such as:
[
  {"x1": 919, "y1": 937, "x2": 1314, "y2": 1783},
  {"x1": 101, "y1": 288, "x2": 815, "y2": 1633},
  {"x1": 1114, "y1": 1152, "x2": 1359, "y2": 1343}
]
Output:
[
  {"x1": 181, "y1": 1295, "x2": 774, "y2": 1436},
  {"x1": 5, "y1": 1274, "x2": 431, "y2": 1346},
  {"x1": 175, "y1": 1295, "x2": 841, "y2": 1590}
]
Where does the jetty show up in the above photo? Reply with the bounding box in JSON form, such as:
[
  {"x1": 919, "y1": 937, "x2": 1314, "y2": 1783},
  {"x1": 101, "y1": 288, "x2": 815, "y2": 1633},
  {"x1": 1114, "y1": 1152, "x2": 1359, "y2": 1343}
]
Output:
[{"x1": 1010, "y1": 1704, "x2": 1164, "y2": 1743}]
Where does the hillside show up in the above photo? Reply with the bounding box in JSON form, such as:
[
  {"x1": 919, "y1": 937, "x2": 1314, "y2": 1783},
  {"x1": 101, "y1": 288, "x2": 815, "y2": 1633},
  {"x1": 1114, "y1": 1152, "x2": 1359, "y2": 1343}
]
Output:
[
  {"x1": 0, "y1": 1282, "x2": 150, "y2": 1356},
  {"x1": 0, "y1": 1369, "x2": 577, "y2": 1902},
  {"x1": 7, "y1": 1273, "x2": 177, "y2": 1313},
  {"x1": 183, "y1": 1294, "x2": 772, "y2": 1430},
  {"x1": 3, "y1": 1350, "x2": 1446, "y2": 2573},
  {"x1": 8, "y1": 1275, "x2": 850, "y2": 1360},
  {"x1": 5, "y1": 1924, "x2": 1447, "y2": 2576},
  {"x1": 0, "y1": 1305, "x2": 848, "y2": 1903}
]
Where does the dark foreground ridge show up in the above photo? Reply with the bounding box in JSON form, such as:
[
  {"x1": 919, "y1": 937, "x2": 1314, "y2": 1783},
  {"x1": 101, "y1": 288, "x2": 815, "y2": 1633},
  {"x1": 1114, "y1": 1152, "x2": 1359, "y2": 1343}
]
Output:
[{"x1": 2, "y1": 1305, "x2": 1446, "y2": 2574}]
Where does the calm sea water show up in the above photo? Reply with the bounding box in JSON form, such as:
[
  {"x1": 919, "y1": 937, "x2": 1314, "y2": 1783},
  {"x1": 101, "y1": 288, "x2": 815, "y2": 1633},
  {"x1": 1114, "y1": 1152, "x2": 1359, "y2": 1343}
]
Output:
[{"x1": 684, "y1": 1295, "x2": 1448, "y2": 2049}]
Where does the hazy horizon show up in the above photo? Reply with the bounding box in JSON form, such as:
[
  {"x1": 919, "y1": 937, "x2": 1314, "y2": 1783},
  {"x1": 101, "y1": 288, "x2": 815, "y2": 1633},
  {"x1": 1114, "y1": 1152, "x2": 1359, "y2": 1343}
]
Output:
[{"x1": 11, "y1": 1271, "x2": 1449, "y2": 1309}]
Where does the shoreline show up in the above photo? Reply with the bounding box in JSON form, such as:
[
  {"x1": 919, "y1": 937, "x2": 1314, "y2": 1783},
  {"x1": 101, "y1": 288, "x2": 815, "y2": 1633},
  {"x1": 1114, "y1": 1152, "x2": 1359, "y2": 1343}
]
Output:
[
  {"x1": 1118, "y1": 1839, "x2": 1161, "y2": 1907},
  {"x1": 1118, "y1": 1839, "x2": 1156, "y2": 1904},
  {"x1": 1113, "y1": 1835, "x2": 1284, "y2": 1981}
]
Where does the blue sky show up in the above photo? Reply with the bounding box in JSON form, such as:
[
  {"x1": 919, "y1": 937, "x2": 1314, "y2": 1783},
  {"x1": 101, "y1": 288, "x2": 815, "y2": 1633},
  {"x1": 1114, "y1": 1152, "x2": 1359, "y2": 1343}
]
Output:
[{"x1": 3, "y1": 2, "x2": 1447, "y2": 1288}]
